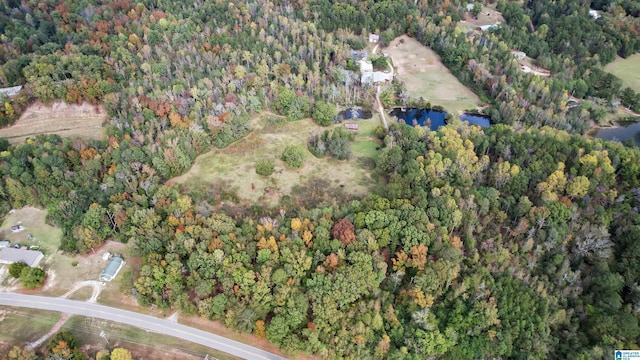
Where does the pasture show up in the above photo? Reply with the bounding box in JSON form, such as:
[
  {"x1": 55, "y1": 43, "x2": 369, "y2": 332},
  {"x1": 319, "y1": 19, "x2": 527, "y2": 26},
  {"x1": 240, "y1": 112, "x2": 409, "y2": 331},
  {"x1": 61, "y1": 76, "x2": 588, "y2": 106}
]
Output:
[
  {"x1": 168, "y1": 113, "x2": 381, "y2": 207},
  {"x1": 605, "y1": 54, "x2": 640, "y2": 92},
  {"x1": 385, "y1": 35, "x2": 481, "y2": 114},
  {"x1": 0, "y1": 101, "x2": 106, "y2": 144}
]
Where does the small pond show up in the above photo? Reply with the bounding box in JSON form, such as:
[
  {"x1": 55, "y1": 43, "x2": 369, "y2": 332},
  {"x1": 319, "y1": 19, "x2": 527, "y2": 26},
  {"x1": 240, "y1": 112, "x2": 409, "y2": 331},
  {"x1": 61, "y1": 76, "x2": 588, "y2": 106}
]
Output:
[
  {"x1": 460, "y1": 113, "x2": 491, "y2": 127},
  {"x1": 390, "y1": 108, "x2": 447, "y2": 131},
  {"x1": 594, "y1": 121, "x2": 640, "y2": 146},
  {"x1": 339, "y1": 108, "x2": 373, "y2": 120}
]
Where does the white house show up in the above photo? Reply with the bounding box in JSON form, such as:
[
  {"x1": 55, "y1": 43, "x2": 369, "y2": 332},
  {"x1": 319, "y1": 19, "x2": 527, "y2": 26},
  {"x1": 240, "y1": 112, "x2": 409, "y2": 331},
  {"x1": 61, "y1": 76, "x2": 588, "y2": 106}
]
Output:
[
  {"x1": 0, "y1": 248, "x2": 44, "y2": 267},
  {"x1": 0, "y1": 85, "x2": 23, "y2": 98},
  {"x1": 589, "y1": 10, "x2": 601, "y2": 19},
  {"x1": 368, "y1": 33, "x2": 379, "y2": 43}
]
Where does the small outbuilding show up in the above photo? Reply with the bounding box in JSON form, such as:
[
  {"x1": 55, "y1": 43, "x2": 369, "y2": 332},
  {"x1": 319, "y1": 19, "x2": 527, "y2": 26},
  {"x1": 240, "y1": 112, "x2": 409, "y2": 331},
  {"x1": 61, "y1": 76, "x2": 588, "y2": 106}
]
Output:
[
  {"x1": 0, "y1": 240, "x2": 9, "y2": 248},
  {"x1": 100, "y1": 255, "x2": 124, "y2": 282},
  {"x1": 368, "y1": 33, "x2": 379, "y2": 43},
  {"x1": 0, "y1": 85, "x2": 23, "y2": 98},
  {"x1": 0, "y1": 247, "x2": 44, "y2": 267}
]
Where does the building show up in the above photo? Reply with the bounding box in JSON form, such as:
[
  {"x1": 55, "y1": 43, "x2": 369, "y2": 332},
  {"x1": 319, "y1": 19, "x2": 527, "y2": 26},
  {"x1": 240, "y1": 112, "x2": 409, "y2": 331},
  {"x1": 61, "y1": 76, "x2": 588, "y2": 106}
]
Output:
[
  {"x1": 344, "y1": 122, "x2": 359, "y2": 130},
  {"x1": 100, "y1": 256, "x2": 124, "y2": 282},
  {"x1": 478, "y1": 23, "x2": 500, "y2": 31},
  {"x1": 0, "y1": 240, "x2": 9, "y2": 248},
  {"x1": 0, "y1": 248, "x2": 44, "y2": 267},
  {"x1": 350, "y1": 50, "x2": 368, "y2": 60},
  {"x1": 589, "y1": 10, "x2": 601, "y2": 19},
  {"x1": 359, "y1": 59, "x2": 394, "y2": 84},
  {"x1": 368, "y1": 33, "x2": 379, "y2": 43},
  {"x1": 0, "y1": 85, "x2": 23, "y2": 98}
]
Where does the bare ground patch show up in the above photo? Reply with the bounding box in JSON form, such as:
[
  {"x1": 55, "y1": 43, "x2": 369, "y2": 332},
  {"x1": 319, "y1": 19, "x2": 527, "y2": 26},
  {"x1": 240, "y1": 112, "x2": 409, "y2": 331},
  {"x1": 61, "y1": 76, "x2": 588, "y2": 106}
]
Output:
[
  {"x1": 0, "y1": 101, "x2": 107, "y2": 144},
  {"x1": 385, "y1": 35, "x2": 481, "y2": 114},
  {"x1": 460, "y1": 6, "x2": 505, "y2": 27}
]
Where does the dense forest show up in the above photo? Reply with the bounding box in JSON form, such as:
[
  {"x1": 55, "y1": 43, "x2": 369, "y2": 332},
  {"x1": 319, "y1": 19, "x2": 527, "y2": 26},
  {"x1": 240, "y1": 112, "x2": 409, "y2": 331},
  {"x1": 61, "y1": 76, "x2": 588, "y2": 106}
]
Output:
[{"x1": 0, "y1": 0, "x2": 640, "y2": 359}]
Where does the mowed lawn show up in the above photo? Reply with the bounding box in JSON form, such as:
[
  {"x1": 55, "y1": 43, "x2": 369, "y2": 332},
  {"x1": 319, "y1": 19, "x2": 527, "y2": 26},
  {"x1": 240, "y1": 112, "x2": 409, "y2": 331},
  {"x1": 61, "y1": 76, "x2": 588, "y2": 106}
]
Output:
[
  {"x1": 0, "y1": 206, "x2": 61, "y2": 254},
  {"x1": 168, "y1": 113, "x2": 381, "y2": 206},
  {"x1": 605, "y1": 54, "x2": 640, "y2": 92},
  {"x1": 0, "y1": 307, "x2": 61, "y2": 349},
  {"x1": 385, "y1": 35, "x2": 481, "y2": 114}
]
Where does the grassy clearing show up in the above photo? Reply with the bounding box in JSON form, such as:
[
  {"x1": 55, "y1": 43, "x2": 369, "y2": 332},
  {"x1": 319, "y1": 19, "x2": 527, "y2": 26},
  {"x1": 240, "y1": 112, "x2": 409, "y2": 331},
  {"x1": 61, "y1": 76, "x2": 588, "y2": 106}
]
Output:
[
  {"x1": 605, "y1": 54, "x2": 640, "y2": 92},
  {"x1": 0, "y1": 307, "x2": 61, "y2": 348},
  {"x1": 0, "y1": 206, "x2": 61, "y2": 254},
  {"x1": 352, "y1": 140, "x2": 379, "y2": 159},
  {"x1": 385, "y1": 35, "x2": 481, "y2": 114},
  {"x1": 0, "y1": 101, "x2": 106, "y2": 144},
  {"x1": 459, "y1": 6, "x2": 505, "y2": 28},
  {"x1": 53, "y1": 315, "x2": 240, "y2": 360},
  {"x1": 168, "y1": 113, "x2": 381, "y2": 207}
]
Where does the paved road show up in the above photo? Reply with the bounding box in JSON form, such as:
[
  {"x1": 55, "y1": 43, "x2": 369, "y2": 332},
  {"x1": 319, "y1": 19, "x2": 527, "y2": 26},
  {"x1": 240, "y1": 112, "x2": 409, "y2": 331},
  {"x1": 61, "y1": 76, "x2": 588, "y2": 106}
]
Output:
[{"x1": 0, "y1": 293, "x2": 286, "y2": 360}]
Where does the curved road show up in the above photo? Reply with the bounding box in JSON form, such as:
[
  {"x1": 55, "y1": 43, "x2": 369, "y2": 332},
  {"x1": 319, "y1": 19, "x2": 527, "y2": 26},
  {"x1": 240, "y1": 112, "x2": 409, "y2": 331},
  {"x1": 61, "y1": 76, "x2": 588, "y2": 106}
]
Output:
[{"x1": 0, "y1": 293, "x2": 286, "y2": 360}]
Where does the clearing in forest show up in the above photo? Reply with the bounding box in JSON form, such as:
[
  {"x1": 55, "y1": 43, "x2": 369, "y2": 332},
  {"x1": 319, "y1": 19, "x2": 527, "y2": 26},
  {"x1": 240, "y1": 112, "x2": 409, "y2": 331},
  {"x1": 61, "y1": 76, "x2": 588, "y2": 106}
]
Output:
[
  {"x1": 167, "y1": 113, "x2": 382, "y2": 207},
  {"x1": 385, "y1": 35, "x2": 481, "y2": 114},
  {"x1": 460, "y1": 6, "x2": 505, "y2": 29},
  {"x1": 0, "y1": 207, "x2": 61, "y2": 253},
  {"x1": 605, "y1": 54, "x2": 640, "y2": 92},
  {"x1": 0, "y1": 101, "x2": 107, "y2": 144}
]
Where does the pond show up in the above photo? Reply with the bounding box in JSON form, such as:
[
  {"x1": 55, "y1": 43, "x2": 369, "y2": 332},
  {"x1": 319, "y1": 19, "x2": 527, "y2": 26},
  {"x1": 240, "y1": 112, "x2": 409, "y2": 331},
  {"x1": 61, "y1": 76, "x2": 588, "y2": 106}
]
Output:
[
  {"x1": 460, "y1": 113, "x2": 491, "y2": 127},
  {"x1": 390, "y1": 108, "x2": 447, "y2": 131},
  {"x1": 594, "y1": 121, "x2": 640, "y2": 146},
  {"x1": 339, "y1": 108, "x2": 373, "y2": 120}
]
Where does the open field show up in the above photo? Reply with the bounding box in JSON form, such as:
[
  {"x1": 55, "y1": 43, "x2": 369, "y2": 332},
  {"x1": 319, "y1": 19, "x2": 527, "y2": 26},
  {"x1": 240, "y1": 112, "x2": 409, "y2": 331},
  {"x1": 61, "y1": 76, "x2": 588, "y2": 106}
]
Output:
[
  {"x1": 40, "y1": 240, "x2": 129, "y2": 297},
  {"x1": 0, "y1": 206, "x2": 62, "y2": 254},
  {"x1": 59, "y1": 315, "x2": 241, "y2": 360},
  {"x1": 168, "y1": 113, "x2": 381, "y2": 207},
  {"x1": 386, "y1": 35, "x2": 481, "y2": 114},
  {"x1": 0, "y1": 307, "x2": 61, "y2": 352},
  {"x1": 461, "y1": 6, "x2": 505, "y2": 28},
  {"x1": 0, "y1": 101, "x2": 107, "y2": 144},
  {"x1": 605, "y1": 54, "x2": 640, "y2": 92}
]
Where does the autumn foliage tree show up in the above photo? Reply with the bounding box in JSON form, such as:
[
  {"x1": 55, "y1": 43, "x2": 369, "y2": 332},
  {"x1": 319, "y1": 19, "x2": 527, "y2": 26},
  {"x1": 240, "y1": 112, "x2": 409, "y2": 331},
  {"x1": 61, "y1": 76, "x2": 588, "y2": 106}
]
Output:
[{"x1": 331, "y1": 218, "x2": 356, "y2": 246}]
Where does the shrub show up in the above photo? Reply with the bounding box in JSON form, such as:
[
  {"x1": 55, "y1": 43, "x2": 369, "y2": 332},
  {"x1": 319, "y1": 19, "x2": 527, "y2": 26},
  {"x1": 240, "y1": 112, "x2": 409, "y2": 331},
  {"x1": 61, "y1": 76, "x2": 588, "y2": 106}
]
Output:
[
  {"x1": 281, "y1": 145, "x2": 306, "y2": 168},
  {"x1": 312, "y1": 101, "x2": 337, "y2": 126},
  {"x1": 255, "y1": 160, "x2": 275, "y2": 176},
  {"x1": 9, "y1": 261, "x2": 27, "y2": 278},
  {"x1": 328, "y1": 137, "x2": 352, "y2": 160},
  {"x1": 71, "y1": 261, "x2": 78, "y2": 267},
  {"x1": 20, "y1": 266, "x2": 45, "y2": 289}
]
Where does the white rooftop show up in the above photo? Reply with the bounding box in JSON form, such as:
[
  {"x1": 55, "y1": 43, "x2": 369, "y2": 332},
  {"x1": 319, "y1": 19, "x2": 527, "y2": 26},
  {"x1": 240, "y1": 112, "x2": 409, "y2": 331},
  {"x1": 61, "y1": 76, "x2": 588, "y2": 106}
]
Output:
[
  {"x1": 0, "y1": 247, "x2": 44, "y2": 267},
  {"x1": 0, "y1": 85, "x2": 23, "y2": 97}
]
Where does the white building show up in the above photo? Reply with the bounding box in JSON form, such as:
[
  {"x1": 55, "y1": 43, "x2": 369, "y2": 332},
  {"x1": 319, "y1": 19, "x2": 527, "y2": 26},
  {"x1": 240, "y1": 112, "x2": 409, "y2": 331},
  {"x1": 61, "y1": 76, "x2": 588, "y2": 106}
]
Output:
[
  {"x1": 589, "y1": 10, "x2": 601, "y2": 19},
  {"x1": 0, "y1": 85, "x2": 23, "y2": 98},
  {"x1": 0, "y1": 248, "x2": 44, "y2": 267},
  {"x1": 368, "y1": 33, "x2": 379, "y2": 43}
]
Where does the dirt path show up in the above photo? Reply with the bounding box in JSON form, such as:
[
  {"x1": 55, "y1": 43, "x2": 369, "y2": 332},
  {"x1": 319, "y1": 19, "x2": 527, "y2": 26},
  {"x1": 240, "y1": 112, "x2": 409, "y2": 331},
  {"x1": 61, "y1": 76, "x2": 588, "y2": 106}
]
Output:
[
  {"x1": 26, "y1": 313, "x2": 71, "y2": 350},
  {"x1": 375, "y1": 85, "x2": 389, "y2": 131},
  {"x1": 60, "y1": 280, "x2": 104, "y2": 303}
]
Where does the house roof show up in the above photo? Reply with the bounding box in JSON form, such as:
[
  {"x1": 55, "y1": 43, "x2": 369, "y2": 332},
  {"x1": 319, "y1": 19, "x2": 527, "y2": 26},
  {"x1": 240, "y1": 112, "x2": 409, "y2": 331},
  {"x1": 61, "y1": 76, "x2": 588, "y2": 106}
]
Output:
[
  {"x1": 0, "y1": 240, "x2": 9, "y2": 248},
  {"x1": 0, "y1": 248, "x2": 44, "y2": 266},
  {"x1": 0, "y1": 85, "x2": 23, "y2": 98},
  {"x1": 100, "y1": 256, "x2": 124, "y2": 281}
]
